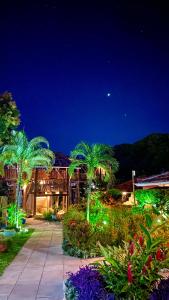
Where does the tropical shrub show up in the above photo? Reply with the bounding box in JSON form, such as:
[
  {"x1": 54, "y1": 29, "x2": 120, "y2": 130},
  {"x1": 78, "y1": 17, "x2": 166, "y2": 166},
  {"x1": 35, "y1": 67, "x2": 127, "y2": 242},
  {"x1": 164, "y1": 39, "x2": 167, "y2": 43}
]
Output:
[
  {"x1": 63, "y1": 206, "x2": 114, "y2": 258},
  {"x1": 65, "y1": 265, "x2": 115, "y2": 300},
  {"x1": 135, "y1": 189, "x2": 160, "y2": 208},
  {"x1": 0, "y1": 236, "x2": 8, "y2": 252},
  {"x1": 101, "y1": 189, "x2": 122, "y2": 206},
  {"x1": 7, "y1": 203, "x2": 26, "y2": 229},
  {"x1": 43, "y1": 210, "x2": 53, "y2": 221},
  {"x1": 63, "y1": 205, "x2": 152, "y2": 257},
  {"x1": 96, "y1": 215, "x2": 169, "y2": 300},
  {"x1": 156, "y1": 189, "x2": 169, "y2": 215}
]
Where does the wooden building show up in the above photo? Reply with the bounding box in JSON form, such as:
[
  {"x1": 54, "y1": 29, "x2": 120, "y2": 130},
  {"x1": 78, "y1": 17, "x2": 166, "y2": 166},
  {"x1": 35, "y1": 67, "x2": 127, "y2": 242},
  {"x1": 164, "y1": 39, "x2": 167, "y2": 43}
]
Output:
[{"x1": 0, "y1": 153, "x2": 87, "y2": 215}]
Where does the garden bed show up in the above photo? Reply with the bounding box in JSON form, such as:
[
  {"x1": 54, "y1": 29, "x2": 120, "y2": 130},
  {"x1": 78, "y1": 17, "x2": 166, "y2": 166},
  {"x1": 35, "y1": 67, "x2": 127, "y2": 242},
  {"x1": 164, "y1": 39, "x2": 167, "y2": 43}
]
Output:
[{"x1": 0, "y1": 229, "x2": 34, "y2": 275}]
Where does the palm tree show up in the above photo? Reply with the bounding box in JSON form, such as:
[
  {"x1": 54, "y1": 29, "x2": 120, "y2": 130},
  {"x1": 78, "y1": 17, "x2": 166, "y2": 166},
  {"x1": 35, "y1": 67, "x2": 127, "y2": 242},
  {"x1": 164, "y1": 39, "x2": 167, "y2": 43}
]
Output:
[
  {"x1": 69, "y1": 142, "x2": 119, "y2": 222},
  {"x1": 0, "y1": 130, "x2": 55, "y2": 227}
]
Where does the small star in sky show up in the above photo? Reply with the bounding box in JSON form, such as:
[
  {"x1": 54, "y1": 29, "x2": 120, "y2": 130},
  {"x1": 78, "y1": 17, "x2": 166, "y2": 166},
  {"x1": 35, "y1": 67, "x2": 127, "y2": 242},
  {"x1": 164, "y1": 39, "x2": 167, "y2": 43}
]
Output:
[
  {"x1": 107, "y1": 93, "x2": 111, "y2": 97},
  {"x1": 122, "y1": 113, "x2": 127, "y2": 119}
]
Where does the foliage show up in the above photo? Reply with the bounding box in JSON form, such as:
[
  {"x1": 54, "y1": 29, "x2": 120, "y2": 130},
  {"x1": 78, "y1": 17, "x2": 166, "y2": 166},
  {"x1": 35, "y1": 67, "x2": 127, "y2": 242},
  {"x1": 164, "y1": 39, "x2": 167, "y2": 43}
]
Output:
[
  {"x1": 96, "y1": 215, "x2": 169, "y2": 299},
  {"x1": 135, "y1": 189, "x2": 169, "y2": 217},
  {"x1": 69, "y1": 142, "x2": 119, "y2": 222},
  {"x1": 0, "y1": 130, "x2": 55, "y2": 227},
  {"x1": 150, "y1": 278, "x2": 169, "y2": 299},
  {"x1": 65, "y1": 265, "x2": 115, "y2": 300},
  {"x1": 136, "y1": 189, "x2": 161, "y2": 207},
  {"x1": 7, "y1": 203, "x2": 26, "y2": 228},
  {"x1": 63, "y1": 205, "x2": 151, "y2": 258},
  {"x1": 63, "y1": 205, "x2": 114, "y2": 258},
  {"x1": 0, "y1": 229, "x2": 34, "y2": 275},
  {"x1": 0, "y1": 130, "x2": 55, "y2": 185},
  {"x1": 63, "y1": 215, "x2": 94, "y2": 255},
  {"x1": 89, "y1": 192, "x2": 110, "y2": 225},
  {"x1": 43, "y1": 210, "x2": 53, "y2": 221},
  {"x1": 0, "y1": 92, "x2": 20, "y2": 146},
  {"x1": 155, "y1": 189, "x2": 169, "y2": 215},
  {"x1": 101, "y1": 189, "x2": 122, "y2": 206}
]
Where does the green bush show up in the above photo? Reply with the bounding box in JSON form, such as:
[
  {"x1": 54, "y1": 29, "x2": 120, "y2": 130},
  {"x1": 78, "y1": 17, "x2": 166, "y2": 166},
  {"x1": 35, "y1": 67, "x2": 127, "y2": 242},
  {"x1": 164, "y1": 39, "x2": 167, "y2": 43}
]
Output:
[
  {"x1": 96, "y1": 215, "x2": 169, "y2": 300},
  {"x1": 7, "y1": 203, "x2": 26, "y2": 229},
  {"x1": 63, "y1": 201, "x2": 169, "y2": 259},
  {"x1": 63, "y1": 205, "x2": 114, "y2": 257},
  {"x1": 63, "y1": 204, "x2": 147, "y2": 258},
  {"x1": 100, "y1": 188, "x2": 122, "y2": 205},
  {"x1": 43, "y1": 210, "x2": 53, "y2": 221},
  {"x1": 136, "y1": 188, "x2": 169, "y2": 216}
]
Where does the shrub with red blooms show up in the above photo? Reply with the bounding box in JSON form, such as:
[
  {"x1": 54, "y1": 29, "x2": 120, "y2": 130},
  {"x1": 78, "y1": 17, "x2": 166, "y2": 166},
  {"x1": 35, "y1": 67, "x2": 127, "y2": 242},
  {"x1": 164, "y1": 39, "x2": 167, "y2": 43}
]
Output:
[
  {"x1": 156, "y1": 248, "x2": 165, "y2": 261},
  {"x1": 96, "y1": 214, "x2": 169, "y2": 300},
  {"x1": 127, "y1": 262, "x2": 133, "y2": 283}
]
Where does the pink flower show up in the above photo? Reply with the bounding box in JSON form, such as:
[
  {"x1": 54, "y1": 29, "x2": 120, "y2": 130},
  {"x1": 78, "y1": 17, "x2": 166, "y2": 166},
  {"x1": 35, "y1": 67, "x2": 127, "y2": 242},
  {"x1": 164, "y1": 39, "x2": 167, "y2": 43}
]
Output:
[
  {"x1": 156, "y1": 249, "x2": 165, "y2": 261},
  {"x1": 142, "y1": 265, "x2": 147, "y2": 275},
  {"x1": 127, "y1": 262, "x2": 133, "y2": 283},
  {"x1": 133, "y1": 233, "x2": 138, "y2": 240},
  {"x1": 138, "y1": 236, "x2": 144, "y2": 247},
  {"x1": 129, "y1": 242, "x2": 135, "y2": 256},
  {"x1": 146, "y1": 255, "x2": 153, "y2": 269}
]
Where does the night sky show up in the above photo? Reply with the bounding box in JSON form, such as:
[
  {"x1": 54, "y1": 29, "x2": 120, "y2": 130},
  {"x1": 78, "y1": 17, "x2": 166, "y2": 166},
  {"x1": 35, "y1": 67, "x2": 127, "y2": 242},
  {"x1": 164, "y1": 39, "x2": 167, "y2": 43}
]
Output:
[{"x1": 1, "y1": 1, "x2": 169, "y2": 154}]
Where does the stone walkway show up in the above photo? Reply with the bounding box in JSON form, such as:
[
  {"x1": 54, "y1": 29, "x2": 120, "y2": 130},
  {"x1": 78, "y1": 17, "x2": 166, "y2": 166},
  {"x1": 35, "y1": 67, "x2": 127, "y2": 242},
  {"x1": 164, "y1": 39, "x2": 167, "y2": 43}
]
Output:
[{"x1": 0, "y1": 219, "x2": 97, "y2": 300}]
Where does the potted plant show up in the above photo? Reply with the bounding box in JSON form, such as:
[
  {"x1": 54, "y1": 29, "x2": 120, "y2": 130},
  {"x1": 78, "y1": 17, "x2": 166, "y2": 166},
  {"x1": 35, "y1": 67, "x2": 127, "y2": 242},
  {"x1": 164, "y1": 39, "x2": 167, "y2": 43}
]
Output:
[{"x1": 0, "y1": 236, "x2": 8, "y2": 252}]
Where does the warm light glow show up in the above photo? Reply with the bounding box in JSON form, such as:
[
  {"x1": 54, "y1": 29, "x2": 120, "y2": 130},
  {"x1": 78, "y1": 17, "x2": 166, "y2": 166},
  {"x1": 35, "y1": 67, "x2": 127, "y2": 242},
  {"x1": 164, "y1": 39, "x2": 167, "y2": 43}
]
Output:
[
  {"x1": 57, "y1": 209, "x2": 65, "y2": 215},
  {"x1": 23, "y1": 184, "x2": 27, "y2": 190},
  {"x1": 122, "y1": 192, "x2": 127, "y2": 195}
]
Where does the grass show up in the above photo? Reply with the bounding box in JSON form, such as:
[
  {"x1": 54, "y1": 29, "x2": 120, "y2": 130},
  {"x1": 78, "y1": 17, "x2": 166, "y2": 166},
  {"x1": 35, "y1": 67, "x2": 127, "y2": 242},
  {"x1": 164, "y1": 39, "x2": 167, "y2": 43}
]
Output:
[{"x1": 0, "y1": 229, "x2": 34, "y2": 275}]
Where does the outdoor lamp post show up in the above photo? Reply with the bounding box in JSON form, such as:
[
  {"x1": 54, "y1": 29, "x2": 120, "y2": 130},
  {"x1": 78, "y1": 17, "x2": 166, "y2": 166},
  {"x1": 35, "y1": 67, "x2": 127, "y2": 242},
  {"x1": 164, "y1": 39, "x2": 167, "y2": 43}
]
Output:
[{"x1": 132, "y1": 170, "x2": 136, "y2": 205}]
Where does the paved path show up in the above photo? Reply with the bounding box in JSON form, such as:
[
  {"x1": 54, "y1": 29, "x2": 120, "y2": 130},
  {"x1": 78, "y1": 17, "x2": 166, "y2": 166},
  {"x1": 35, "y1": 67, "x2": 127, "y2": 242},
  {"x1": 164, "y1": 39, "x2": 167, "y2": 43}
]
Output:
[{"x1": 0, "y1": 219, "x2": 97, "y2": 300}]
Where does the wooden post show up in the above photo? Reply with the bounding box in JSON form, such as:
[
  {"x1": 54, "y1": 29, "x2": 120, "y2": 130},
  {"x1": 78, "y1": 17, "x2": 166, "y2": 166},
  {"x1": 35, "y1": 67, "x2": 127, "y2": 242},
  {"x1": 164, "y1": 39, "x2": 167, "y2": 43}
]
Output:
[
  {"x1": 33, "y1": 168, "x2": 38, "y2": 216},
  {"x1": 77, "y1": 168, "x2": 80, "y2": 204},
  {"x1": 66, "y1": 168, "x2": 69, "y2": 211}
]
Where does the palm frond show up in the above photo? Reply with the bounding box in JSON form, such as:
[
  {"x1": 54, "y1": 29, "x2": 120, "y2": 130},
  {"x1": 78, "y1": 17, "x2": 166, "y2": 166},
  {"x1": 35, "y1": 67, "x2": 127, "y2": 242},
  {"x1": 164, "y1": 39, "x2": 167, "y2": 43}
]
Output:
[
  {"x1": 68, "y1": 161, "x2": 82, "y2": 176},
  {"x1": 29, "y1": 136, "x2": 49, "y2": 149}
]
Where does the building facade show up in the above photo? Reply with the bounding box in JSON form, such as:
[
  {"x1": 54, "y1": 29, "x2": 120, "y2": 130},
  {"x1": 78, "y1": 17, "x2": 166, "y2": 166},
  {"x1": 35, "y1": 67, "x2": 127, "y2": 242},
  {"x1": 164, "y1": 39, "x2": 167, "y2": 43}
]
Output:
[{"x1": 0, "y1": 153, "x2": 87, "y2": 215}]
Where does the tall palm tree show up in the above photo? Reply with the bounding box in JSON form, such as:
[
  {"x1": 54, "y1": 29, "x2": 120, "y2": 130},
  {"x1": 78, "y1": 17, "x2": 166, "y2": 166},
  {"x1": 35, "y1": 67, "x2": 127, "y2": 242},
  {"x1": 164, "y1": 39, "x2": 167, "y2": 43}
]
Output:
[
  {"x1": 0, "y1": 130, "x2": 55, "y2": 227},
  {"x1": 69, "y1": 142, "x2": 119, "y2": 222}
]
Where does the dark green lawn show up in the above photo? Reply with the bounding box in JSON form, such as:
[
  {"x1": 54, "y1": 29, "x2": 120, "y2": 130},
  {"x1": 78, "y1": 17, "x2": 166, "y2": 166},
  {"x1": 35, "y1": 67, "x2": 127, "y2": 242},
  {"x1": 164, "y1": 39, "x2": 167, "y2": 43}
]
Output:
[{"x1": 0, "y1": 229, "x2": 34, "y2": 275}]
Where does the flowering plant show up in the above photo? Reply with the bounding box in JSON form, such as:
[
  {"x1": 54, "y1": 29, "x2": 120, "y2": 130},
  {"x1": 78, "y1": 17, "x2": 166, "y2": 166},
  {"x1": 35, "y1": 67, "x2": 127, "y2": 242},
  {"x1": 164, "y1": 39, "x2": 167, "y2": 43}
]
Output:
[
  {"x1": 65, "y1": 265, "x2": 115, "y2": 300},
  {"x1": 150, "y1": 277, "x2": 169, "y2": 299},
  {"x1": 96, "y1": 214, "x2": 169, "y2": 299}
]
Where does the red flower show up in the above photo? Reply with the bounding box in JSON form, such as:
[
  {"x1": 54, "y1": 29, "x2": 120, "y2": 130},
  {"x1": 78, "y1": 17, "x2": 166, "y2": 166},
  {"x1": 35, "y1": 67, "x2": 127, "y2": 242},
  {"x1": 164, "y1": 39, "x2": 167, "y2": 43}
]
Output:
[
  {"x1": 156, "y1": 249, "x2": 165, "y2": 261},
  {"x1": 129, "y1": 241, "x2": 135, "y2": 256},
  {"x1": 146, "y1": 255, "x2": 153, "y2": 269},
  {"x1": 142, "y1": 265, "x2": 147, "y2": 275},
  {"x1": 138, "y1": 236, "x2": 144, "y2": 247},
  {"x1": 133, "y1": 233, "x2": 138, "y2": 240},
  {"x1": 127, "y1": 262, "x2": 133, "y2": 283}
]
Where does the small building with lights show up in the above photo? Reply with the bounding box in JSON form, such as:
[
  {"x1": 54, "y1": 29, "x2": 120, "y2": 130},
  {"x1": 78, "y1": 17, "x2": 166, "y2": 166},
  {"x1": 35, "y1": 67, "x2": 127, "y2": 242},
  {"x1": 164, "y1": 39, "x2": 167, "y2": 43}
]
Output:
[{"x1": 1, "y1": 153, "x2": 87, "y2": 215}]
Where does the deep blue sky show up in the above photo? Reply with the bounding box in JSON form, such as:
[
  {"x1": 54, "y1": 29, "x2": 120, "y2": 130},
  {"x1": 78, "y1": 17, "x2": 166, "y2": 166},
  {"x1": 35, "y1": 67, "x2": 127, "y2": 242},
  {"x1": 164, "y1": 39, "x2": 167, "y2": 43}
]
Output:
[{"x1": 1, "y1": 1, "x2": 169, "y2": 154}]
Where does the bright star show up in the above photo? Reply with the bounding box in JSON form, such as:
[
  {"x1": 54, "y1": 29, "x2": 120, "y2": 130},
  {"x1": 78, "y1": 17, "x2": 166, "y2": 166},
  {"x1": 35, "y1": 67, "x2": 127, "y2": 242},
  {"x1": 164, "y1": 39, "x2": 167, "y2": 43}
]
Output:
[{"x1": 107, "y1": 93, "x2": 111, "y2": 97}]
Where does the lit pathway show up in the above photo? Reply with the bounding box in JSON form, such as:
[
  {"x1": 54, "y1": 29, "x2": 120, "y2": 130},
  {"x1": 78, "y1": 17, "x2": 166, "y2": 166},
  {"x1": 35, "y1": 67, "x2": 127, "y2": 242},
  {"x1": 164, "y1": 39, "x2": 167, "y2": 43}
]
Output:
[{"x1": 0, "y1": 219, "x2": 97, "y2": 300}]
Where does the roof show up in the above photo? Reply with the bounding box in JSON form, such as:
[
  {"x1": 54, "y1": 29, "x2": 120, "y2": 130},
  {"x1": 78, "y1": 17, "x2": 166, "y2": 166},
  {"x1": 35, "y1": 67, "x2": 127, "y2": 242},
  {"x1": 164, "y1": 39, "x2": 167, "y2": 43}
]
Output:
[
  {"x1": 53, "y1": 152, "x2": 70, "y2": 168},
  {"x1": 136, "y1": 171, "x2": 169, "y2": 187},
  {"x1": 115, "y1": 180, "x2": 135, "y2": 192}
]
